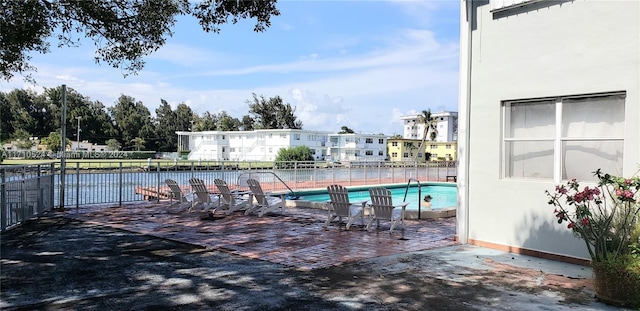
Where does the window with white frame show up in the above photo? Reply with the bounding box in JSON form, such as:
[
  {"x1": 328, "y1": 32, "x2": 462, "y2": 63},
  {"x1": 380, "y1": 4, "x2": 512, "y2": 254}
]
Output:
[
  {"x1": 403, "y1": 152, "x2": 409, "y2": 158},
  {"x1": 392, "y1": 141, "x2": 398, "y2": 146},
  {"x1": 366, "y1": 138, "x2": 373, "y2": 144},
  {"x1": 392, "y1": 152, "x2": 398, "y2": 157},
  {"x1": 294, "y1": 134, "x2": 300, "y2": 140},
  {"x1": 502, "y1": 92, "x2": 625, "y2": 181},
  {"x1": 365, "y1": 150, "x2": 373, "y2": 156},
  {"x1": 378, "y1": 138, "x2": 384, "y2": 144},
  {"x1": 379, "y1": 150, "x2": 384, "y2": 156}
]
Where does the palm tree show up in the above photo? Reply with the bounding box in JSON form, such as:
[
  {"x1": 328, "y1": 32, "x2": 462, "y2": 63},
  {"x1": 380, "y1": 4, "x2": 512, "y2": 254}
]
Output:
[
  {"x1": 338, "y1": 126, "x2": 355, "y2": 134},
  {"x1": 415, "y1": 109, "x2": 438, "y2": 161},
  {"x1": 131, "y1": 137, "x2": 145, "y2": 151}
]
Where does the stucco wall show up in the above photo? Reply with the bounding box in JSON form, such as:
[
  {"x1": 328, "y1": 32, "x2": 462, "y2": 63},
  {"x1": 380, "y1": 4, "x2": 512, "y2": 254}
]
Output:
[{"x1": 466, "y1": 0, "x2": 640, "y2": 259}]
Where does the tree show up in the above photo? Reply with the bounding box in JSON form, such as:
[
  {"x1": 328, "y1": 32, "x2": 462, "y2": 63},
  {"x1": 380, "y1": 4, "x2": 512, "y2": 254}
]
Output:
[
  {"x1": 2, "y1": 89, "x2": 39, "y2": 140},
  {"x1": 241, "y1": 115, "x2": 255, "y2": 131},
  {"x1": 106, "y1": 138, "x2": 121, "y2": 151},
  {"x1": 154, "y1": 99, "x2": 177, "y2": 152},
  {"x1": 193, "y1": 111, "x2": 218, "y2": 131},
  {"x1": 2, "y1": 0, "x2": 280, "y2": 81},
  {"x1": 13, "y1": 128, "x2": 34, "y2": 149},
  {"x1": 247, "y1": 93, "x2": 302, "y2": 129},
  {"x1": 216, "y1": 111, "x2": 241, "y2": 131},
  {"x1": 131, "y1": 137, "x2": 145, "y2": 151},
  {"x1": 41, "y1": 131, "x2": 69, "y2": 152},
  {"x1": 108, "y1": 95, "x2": 154, "y2": 151},
  {"x1": 338, "y1": 126, "x2": 354, "y2": 134},
  {"x1": 415, "y1": 109, "x2": 438, "y2": 161},
  {"x1": 85, "y1": 100, "x2": 118, "y2": 145},
  {"x1": 275, "y1": 146, "x2": 314, "y2": 162},
  {"x1": 175, "y1": 103, "x2": 194, "y2": 131}
]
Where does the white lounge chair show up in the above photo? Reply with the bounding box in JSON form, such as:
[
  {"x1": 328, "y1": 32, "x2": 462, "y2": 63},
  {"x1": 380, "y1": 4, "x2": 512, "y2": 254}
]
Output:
[
  {"x1": 213, "y1": 178, "x2": 250, "y2": 214},
  {"x1": 165, "y1": 179, "x2": 194, "y2": 212},
  {"x1": 325, "y1": 184, "x2": 367, "y2": 230},
  {"x1": 244, "y1": 178, "x2": 286, "y2": 217},
  {"x1": 367, "y1": 187, "x2": 408, "y2": 232},
  {"x1": 188, "y1": 178, "x2": 221, "y2": 213}
]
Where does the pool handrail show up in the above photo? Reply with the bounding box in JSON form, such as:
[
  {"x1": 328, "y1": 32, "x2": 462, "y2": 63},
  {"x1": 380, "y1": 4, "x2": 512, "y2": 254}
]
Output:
[
  {"x1": 237, "y1": 171, "x2": 299, "y2": 199},
  {"x1": 403, "y1": 178, "x2": 422, "y2": 219}
]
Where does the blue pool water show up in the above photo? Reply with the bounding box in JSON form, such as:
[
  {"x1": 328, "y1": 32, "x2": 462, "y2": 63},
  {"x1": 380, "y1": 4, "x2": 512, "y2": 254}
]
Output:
[{"x1": 299, "y1": 185, "x2": 457, "y2": 211}]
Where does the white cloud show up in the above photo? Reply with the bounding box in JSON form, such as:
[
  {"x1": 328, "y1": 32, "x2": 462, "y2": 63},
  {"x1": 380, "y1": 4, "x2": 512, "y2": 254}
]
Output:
[{"x1": 1, "y1": 1, "x2": 460, "y2": 136}]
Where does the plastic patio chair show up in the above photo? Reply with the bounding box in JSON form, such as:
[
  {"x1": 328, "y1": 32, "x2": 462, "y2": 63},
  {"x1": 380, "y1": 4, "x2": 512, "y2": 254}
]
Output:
[
  {"x1": 244, "y1": 178, "x2": 286, "y2": 217},
  {"x1": 164, "y1": 179, "x2": 194, "y2": 212},
  {"x1": 324, "y1": 184, "x2": 367, "y2": 230},
  {"x1": 213, "y1": 178, "x2": 251, "y2": 215},
  {"x1": 188, "y1": 178, "x2": 221, "y2": 213},
  {"x1": 367, "y1": 187, "x2": 409, "y2": 232}
]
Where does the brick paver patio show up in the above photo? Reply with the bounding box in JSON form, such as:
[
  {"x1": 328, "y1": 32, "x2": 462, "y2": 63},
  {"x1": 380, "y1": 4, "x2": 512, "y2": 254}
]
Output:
[{"x1": 67, "y1": 201, "x2": 457, "y2": 271}]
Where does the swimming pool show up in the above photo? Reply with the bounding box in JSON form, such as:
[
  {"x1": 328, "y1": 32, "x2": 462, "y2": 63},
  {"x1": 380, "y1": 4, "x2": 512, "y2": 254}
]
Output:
[{"x1": 298, "y1": 184, "x2": 457, "y2": 211}]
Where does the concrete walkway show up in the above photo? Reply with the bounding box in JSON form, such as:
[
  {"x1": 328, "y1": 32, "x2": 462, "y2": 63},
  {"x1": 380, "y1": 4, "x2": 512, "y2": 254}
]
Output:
[{"x1": 0, "y1": 201, "x2": 626, "y2": 310}]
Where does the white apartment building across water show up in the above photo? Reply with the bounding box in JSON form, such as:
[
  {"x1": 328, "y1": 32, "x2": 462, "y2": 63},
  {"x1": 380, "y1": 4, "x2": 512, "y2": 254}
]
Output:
[
  {"x1": 176, "y1": 129, "x2": 387, "y2": 162},
  {"x1": 400, "y1": 111, "x2": 458, "y2": 142}
]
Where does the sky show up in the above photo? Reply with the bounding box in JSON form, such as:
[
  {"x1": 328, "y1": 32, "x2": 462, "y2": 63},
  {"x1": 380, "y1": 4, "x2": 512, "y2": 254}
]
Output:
[{"x1": 2, "y1": 0, "x2": 461, "y2": 136}]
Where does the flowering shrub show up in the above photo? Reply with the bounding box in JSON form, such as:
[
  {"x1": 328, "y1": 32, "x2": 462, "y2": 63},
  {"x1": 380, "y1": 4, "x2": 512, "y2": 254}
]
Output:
[{"x1": 546, "y1": 169, "x2": 640, "y2": 262}]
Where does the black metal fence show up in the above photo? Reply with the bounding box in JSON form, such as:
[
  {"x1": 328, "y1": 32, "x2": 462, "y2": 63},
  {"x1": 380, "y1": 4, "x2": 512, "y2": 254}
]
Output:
[{"x1": 0, "y1": 160, "x2": 457, "y2": 231}]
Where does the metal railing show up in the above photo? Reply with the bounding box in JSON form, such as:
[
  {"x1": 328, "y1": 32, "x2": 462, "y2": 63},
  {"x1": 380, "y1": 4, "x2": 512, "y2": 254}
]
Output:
[
  {"x1": 404, "y1": 178, "x2": 423, "y2": 219},
  {"x1": 1, "y1": 160, "x2": 456, "y2": 230},
  {"x1": 1, "y1": 163, "x2": 56, "y2": 231}
]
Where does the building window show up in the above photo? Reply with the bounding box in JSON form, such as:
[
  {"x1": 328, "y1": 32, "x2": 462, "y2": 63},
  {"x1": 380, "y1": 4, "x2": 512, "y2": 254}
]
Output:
[
  {"x1": 222, "y1": 147, "x2": 225, "y2": 152},
  {"x1": 391, "y1": 141, "x2": 398, "y2": 146},
  {"x1": 502, "y1": 92, "x2": 625, "y2": 181},
  {"x1": 392, "y1": 152, "x2": 398, "y2": 157},
  {"x1": 294, "y1": 134, "x2": 300, "y2": 140},
  {"x1": 379, "y1": 150, "x2": 384, "y2": 156},
  {"x1": 430, "y1": 144, "x2": 437, "y2": 149},
  {"x1": 280, "y1": 134, "x2": 286, "y2": 138},
  {"x1": 229, "y1": 148, "x2": 235, "y2": 152},
  {"x1": 403, "y1": 152, "x2": 409, "y2": 158},
  {"x1": 365, "y1": 150, "x2": 373, "y2": 156},
  {"x1": 418, "y1": 153, "x2": 423, "y2": 158},
  {"x1": 378, "y1": 138, "x2": 384, "y2": 144},
  {"x1": 446, "y1": 144, "x2": 452, "y2": 149},
  {"x1": 365, "y1": 138, "x2": 373, "y2": 144}
]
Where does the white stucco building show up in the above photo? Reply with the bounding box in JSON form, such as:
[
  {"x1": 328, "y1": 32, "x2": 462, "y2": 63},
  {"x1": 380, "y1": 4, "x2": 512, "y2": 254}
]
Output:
[
  {"x1": 400, "y1": 111, "x2": 458, "y2": 142},
  {"x1": 176, "y1": 129, "x2": 387, "y2": 162},
  {"x1": 457, "y1": 0, "x2": 639, "y2": 263}
]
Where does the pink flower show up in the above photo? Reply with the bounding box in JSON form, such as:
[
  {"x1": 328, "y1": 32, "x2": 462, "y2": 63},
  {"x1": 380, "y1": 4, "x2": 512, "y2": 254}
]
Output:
[
  {"x1": 567, "y1": 223, "x2": 574, "y2": 229},
  {"x1": 581, "y1": 217, "x2": 590, "y2": 226}
]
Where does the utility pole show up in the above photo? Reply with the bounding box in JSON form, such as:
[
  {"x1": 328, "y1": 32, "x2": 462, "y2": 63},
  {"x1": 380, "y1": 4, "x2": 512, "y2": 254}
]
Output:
[{"x1": 60, "y1": 85, "x2": 67, "y2": 209}]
